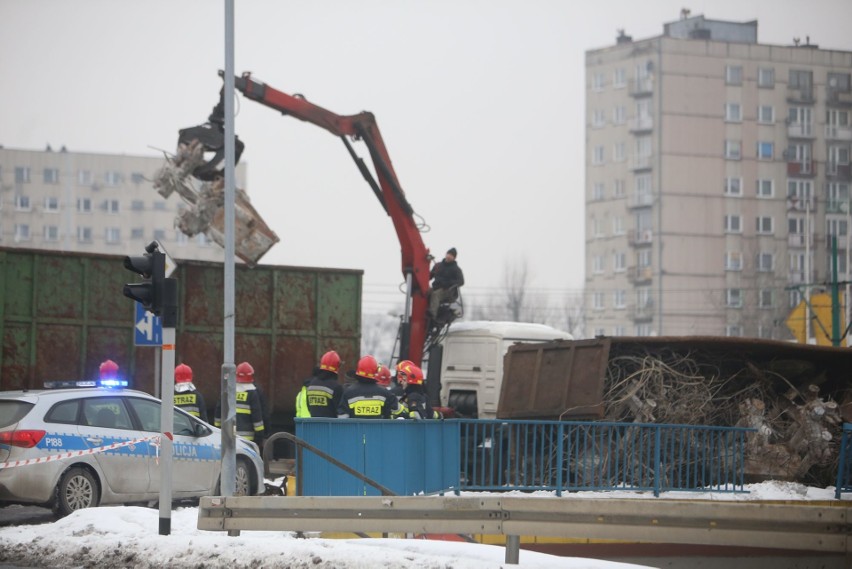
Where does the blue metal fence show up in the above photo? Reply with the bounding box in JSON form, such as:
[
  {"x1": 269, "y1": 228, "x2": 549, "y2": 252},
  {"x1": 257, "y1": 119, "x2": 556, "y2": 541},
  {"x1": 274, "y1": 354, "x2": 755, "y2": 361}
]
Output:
[
  {"x1": 458, "y1": 420, "x2": 753, "y2": 496},
  {"x1": 295, "y1": 418, "x2": 754, "y2": 497},
  {"x1": 835, "y1": 423, "x2": 852, "y2": 499}
]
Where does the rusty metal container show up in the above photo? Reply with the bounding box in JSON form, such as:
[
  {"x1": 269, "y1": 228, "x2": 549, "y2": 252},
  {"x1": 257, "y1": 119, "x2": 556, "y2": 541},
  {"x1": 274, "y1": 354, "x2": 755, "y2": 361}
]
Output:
[{"x1": 0, "y1": 247, "x2": 362, "y2": 429}]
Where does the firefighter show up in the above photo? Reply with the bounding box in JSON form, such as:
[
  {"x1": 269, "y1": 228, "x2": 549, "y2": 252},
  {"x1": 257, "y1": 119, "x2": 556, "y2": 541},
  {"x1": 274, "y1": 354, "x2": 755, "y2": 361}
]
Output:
[
  {"x1": 398, "y1": 361, "x2": 441, "y2": 420},
  {"x1": 98, "y1": 359, "x2": 120, "y2": 381},
  {"x1": 375, "y1": 363, "x2": 392, "y2": 389},
  {"x1": 215, "y1": 361, "x2": 269, "y2": 446},
  {"x1": 337, "y1": 355, "x2": 405, "y2": 419},
  {"x1": 389, "y1": 360, "x2": 411, "y2": 397},
  {"x1": 304, "y1": 350, "x2": 344, "y2": 418},
  {"x1": 173, "y1": 363, "x2": 208, "y2": 422}
]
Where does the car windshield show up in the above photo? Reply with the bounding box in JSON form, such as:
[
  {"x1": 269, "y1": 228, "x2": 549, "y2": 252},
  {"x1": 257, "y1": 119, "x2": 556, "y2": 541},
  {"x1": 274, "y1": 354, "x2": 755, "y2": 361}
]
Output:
[{"x1": 0, "y1": 401, "x2": 34, "y2": 428}]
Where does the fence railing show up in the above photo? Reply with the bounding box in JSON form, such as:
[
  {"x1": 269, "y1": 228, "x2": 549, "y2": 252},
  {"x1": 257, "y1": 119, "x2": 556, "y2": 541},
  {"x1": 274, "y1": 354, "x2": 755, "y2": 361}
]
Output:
[
  {"x1": 835, "y1": 423, "x2": 852, "y2": 499},
  {"x1": 458, "y1": 419, "x2": 753, "y2": 496}
]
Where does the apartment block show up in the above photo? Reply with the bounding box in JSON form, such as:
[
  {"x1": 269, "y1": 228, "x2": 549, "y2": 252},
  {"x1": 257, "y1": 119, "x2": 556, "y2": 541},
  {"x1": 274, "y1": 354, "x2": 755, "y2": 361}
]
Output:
[
  {"x1": 585, "y1": 15, "x2": 852, "y2": 338},
  {"x1": 0, "y1": 146, "x2": 246, "y2": 262}
]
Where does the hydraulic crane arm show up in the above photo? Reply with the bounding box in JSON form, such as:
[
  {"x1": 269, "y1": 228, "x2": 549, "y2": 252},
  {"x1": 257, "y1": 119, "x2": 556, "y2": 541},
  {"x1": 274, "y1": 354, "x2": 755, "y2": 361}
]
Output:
[{"x1": 227, "y1": 72, "x2": 432, "y2": 365}]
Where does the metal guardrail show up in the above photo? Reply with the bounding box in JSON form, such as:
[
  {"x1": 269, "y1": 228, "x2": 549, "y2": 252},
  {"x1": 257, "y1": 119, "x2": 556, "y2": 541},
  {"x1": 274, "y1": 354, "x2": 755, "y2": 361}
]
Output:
[
  {"x1": 835, "y1": 423, "x2": 852, "y2": 500},
  {"x1": 197, "y1": 495, "x2": 852, "y2": 564},
  {"x1": 458, "y1": 420, "x2": 752, "y2": 496}
]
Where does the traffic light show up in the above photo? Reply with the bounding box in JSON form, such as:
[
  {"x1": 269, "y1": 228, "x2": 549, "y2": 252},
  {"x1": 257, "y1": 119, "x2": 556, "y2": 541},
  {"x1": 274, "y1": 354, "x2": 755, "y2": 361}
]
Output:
[{"x1": 123, "y1": 241, "x2": 166, "y2": 315}]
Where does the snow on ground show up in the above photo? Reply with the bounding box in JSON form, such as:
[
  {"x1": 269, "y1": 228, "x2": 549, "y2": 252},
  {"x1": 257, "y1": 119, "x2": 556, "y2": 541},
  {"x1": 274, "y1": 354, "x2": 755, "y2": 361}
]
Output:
[{"x1": 0, "y1": 481, "x2": 839, "y2": 569}]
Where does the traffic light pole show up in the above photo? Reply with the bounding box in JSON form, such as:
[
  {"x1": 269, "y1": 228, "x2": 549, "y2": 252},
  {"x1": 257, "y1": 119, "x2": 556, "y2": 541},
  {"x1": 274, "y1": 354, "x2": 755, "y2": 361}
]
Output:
[{"x1": 158, "y1": 277, "x2": 178, "y2": 536}]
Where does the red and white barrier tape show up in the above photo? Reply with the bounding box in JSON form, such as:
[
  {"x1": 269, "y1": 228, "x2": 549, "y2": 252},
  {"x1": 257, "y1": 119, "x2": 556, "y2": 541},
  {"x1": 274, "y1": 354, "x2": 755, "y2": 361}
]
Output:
[{"x1": 0, "y1": 434, "x2": 163, "y2": 470}]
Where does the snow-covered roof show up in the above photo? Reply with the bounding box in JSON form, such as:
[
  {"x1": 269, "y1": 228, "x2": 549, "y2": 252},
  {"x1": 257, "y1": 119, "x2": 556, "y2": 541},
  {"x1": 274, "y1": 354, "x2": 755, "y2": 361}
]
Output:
[{"x1": 445, "y1": 320, "x2": 573, "y2": 341}]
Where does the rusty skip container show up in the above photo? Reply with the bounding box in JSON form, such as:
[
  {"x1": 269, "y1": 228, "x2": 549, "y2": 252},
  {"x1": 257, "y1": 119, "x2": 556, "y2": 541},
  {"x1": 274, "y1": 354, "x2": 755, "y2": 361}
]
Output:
[{"x1": 0, "y1": 247, "x2": 362, "y2": 429}]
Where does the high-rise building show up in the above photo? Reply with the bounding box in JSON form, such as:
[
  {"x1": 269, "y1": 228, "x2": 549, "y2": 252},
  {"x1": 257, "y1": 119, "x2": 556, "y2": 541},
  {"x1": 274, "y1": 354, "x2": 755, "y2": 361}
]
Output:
[
  {"x1": 585, "y1": 14, "x2": 852, "y2": 339},
  {"x1": 0, "y1": 146, "x2": 246, "y2": 262}
]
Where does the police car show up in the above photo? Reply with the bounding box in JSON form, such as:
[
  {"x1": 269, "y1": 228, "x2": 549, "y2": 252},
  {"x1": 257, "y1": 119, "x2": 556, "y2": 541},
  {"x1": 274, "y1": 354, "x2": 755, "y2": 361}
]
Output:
[{"x1": 0, "y1": 381, "x2": 264, "y2": 515}]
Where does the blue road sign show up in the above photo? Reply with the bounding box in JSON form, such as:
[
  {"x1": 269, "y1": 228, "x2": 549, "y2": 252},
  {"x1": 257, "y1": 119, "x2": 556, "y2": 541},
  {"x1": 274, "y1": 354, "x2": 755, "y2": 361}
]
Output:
[{"x1": 134, "y1": 302, "x2": 163, "y2": 346}]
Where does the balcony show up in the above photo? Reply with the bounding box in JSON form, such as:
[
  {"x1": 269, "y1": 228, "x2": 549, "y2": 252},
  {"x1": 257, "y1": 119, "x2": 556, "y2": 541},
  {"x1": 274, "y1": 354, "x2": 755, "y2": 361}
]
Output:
[
  {"x1": 627, "y1": 265, "x2": 653, "y2": 284},
  {"x1": 827, "y1": 89, "x2": 852, "y2": 107},
  {"x1": 788, "y1": 271, "x2": 806, "y2": 284},
  {"x1": 628, "y1": 115, "x2": 653, "y2": 133},
  {"x1": 628, "y1": 301, "x2": 654, "y2": 322},
  {"x1": 629, "y1": 76, "x2": 653, "y2": 97},
  {"x1": 787, "y1": 122, "x2": 814, "y2": 139},
  {"x1": 627, "y1": 192, "x2": 654, "y2": 209},
  {"x1": 826, "y1": 200, "x2": 850, "y2": 214},
  {"x1": 787, "y1": 87, "x2": 814, "y2": 104},
  {"x1": 788, "y1": 234, "x2": 809, "y2": 248},
  {"x1": 826, "y1": 162, "x2": 852, "y2": 181},
  {"x1": 630, "y1": 155, "x2": 653, "y2": 171},
  {"x1": 825, "y1": 125, "x2": 852, "y2": 141},
  {"x1": 628, "y1": 229, "x2": 653, "y2": 247},
  {"x1": 786, "y1": 195, "x2": 814, "y2": 211},
  {"x1": 787, "y1": 160, "x2": 816, "y2": 178}
]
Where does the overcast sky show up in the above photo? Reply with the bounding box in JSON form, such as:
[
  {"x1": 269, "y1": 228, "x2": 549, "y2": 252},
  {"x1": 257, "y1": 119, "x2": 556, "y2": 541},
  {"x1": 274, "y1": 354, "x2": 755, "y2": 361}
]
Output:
[{"x1": 2, "y1": 0, "x2": 851, "y2": 316}]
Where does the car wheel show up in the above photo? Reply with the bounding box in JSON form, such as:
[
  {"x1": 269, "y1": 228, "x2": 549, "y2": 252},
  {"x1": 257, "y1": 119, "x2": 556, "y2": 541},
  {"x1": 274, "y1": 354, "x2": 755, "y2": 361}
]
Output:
[
  {"x1": 235, "y1": 458, "x2": 254, "y2": 496},
  {"x1": 54, "y1": 467, "x2": 99, "y2": 516}
]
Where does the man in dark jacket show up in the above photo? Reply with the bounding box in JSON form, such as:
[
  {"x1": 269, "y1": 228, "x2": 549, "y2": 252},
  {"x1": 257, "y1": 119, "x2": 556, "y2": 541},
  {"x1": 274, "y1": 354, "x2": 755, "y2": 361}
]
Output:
[
  {"x1": 428, "y1": 247, "x2": 464, "y2": 319},
  {"x1": 337, "y1": 355, "x2": 405, "y2": 419},
  {"x1": 305, "y1": 350, "x2": 344, "y2": 418}
]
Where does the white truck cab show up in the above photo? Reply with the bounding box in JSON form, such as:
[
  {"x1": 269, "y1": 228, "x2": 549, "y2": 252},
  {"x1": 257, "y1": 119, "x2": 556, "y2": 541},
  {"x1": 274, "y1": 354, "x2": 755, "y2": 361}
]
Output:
[{"x1": 432, "y1": 321, "x2": 573, "y2": 419}]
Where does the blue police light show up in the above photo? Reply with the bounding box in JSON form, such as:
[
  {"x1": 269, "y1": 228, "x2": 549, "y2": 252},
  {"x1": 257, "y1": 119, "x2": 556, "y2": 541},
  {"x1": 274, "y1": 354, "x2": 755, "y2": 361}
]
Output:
[{"x1": 43, "y1": 379, "x2": 129, "y2": 389}]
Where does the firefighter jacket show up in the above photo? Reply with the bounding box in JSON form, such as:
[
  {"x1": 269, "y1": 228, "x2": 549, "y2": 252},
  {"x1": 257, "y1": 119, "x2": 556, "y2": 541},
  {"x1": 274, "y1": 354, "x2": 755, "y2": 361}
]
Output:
[
  {"x1": 174, "y1": 382, "x2": 208, "y2": 423},
  {"x1": 306, "y1": 370, "x2": 344, "y2": 418},
  {"x1": 214, "y1": 383, "x2": 268, "y2": 442},
  {"x1": 401, "y1": 386, "x2": 441, "y2": 420},
  {"x1": 337, "y1": 378, "x2": 405, "y2": 419}
]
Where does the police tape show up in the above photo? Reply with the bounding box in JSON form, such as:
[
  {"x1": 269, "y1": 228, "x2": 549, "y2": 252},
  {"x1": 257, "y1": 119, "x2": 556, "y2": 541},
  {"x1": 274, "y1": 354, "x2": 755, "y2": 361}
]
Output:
[{"x1": 0, "y1": 433, "x2": 170, "y2": 470}]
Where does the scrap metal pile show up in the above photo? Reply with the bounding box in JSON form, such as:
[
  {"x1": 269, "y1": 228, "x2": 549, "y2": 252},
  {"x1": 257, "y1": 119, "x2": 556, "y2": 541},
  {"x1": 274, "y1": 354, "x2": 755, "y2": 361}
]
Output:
[{"x1": 601, "y1": 343, "x2": 846, "y2": 485}]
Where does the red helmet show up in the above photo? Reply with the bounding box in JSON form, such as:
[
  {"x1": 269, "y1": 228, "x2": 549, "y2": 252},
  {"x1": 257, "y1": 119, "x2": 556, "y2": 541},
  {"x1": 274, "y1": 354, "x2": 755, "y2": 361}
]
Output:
[
  {"x1": 355, "y1": 355, "x2": 379, "y2": 380},
  {"x1": 395, "y1": 360, "x2": 414, "y2": 382},
  {"x1": 236, "y1": 361, "x2": 255, "y2": 383},
  {"x1": 404, "y1": 364, "x2": 425, "y2": 385},
  {"x1": 175, "y1": 363, "x2": 193, "y2": 383},
  {"x1": 99, "y1": 359, "x2": 119, "y2": 380},
  {"x1": 319, "y1": 350, "x2": 341, "y2": 373},
  {"x1": 375, "y1": 364, "x2": 392, "y2": 387}
]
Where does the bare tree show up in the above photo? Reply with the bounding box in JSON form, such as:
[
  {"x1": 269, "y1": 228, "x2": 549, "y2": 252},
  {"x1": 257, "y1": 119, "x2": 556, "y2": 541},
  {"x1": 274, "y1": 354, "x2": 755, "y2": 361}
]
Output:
[
  {"x1": 361, "y1": 311, "x2": 402, "y2": 364},
  {"x1": 504, "y1": 257, "x2": 531, "y2": 322}
]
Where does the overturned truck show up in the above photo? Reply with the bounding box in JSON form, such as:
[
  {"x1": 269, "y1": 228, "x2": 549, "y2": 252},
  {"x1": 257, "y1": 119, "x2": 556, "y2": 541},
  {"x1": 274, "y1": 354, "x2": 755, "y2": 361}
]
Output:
[{"x1": 498, "y1": 336, "x2": 852, "y2": 486}]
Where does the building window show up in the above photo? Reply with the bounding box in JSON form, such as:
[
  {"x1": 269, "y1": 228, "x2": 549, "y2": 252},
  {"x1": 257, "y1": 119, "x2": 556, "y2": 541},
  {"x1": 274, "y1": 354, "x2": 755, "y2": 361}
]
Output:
[
  {"x1": 827, "y1": 216, "x2": 849, "y2": 239},
  {"x1": 724, "y1": 140, "x2": 741, "y2": 160},
  {"x1": 77, "y1": 227, "x2": 92, "y2": 243},
  {"x1": 612, "y1": 105, "x2": 626, "y2": 125},
  {"x1": 592, "y1": 145, "x2": 605, "y2": 165},
  {"x1": 78, "y1": 170, "x2": 92, "y2": 185},
  {"x1": 635, "y1": 324, "x2": 652, "y2": 337},
  {"x1": 44, "y1": 225, "x2": 59, "y2": 242},
  {"x1": 759, "y1": 289, "x2": 774, "y2": 309},
  {"x1": 757, "y1": 141, "x2": 774, "y2": 160},
  {"x1": 105, "y1": 171, "x2": 124, "y2": 186},
  {"x1": 613, "y1": 68, "x2": 626, "y2": 88},
  {"x1": 105, "y1": 228, "x2": 121, "y2": 244},
  {"x1": 14, "y1": 195, "x2": 31, "y2": 211},
  {"x1": 758, "y1": 105, "x2": 774, "y2": 124},
  {"x1": 43, "y1": 168, "x2": 60, "y2": 184},
  {"x1": 724, "y1": 177, "x2": 742, "y2": 196},
  {"x1": 756, "y1": 216, "x2": 774, "y2": 235},
  {"x1": 15, "y1": 167, "x2": 31, "y2": 184},
  {"x1": 724, "y1": 214, "x2": 742, "y2": 233},
  {"x1": 637, "y1": 249, "x2": 652, "y2": 268},
  {"x1": 592, "y1": 255, "x2": 604, "y2": 274},
  {"x1": 593, "y1": 218, "x2": 605, "y2": 238},
  {"x1": 131, "y1": 172, "x2": 146, "y2": 184},
  {"x1": 612, "y1": 216, "x2": 625, "y2": 235},
  {"x1": 789, "y1": 69, "x2": 813, "y2": 90},
  {"x1": 154, "y1": 201, "x2": 167, "y2": 211},
  {"x1": 592, "y1": 72, "x2": 605, "y2": 92},
  {"x1": 614, "y1": 179, "x2": 626, "y2": 197},
  {"x1": 14, "y1": 224, "x2": 30, "y2": 242},
  {"x1": 592, "y1": 183, "x2": 605, "y2": 201},
  {"x1": 756, "y1": 179, "x2": 774, "y2": 198},
  {"x1": 725, "y1": 103, "x2": 742, "y2": 122},
  {"x1": 613, "y1": 251, "x2": 626, "y2": 272},
  {"x1": 593, "y1": 292, "x2": 605, "y2": 311},
  {"x1": 758, "y1": 67, "x2": 775, "y2": 88},
  {"x1": 725, "y1": 65, "x2": 743, "y2": 85},
  {"x1": 131, "y1": 200, "x2": 145, "y2": 211},
  {"x1": 44, "y1": 196, "x2": 60, "y2": 212},
  {"x1": 592, "y1": 109, "x2": 606, "y2": 128},
  {"x1": 153, "y1": 229, "x2": 166, "y2": 241},
  {"x1": 613, "y1": 289, "x2": 627, "y2": 309},
  {"x1": 787, "y1": 179, "x2": 814, "y2": 207},
  {"x1": 104, "y1": 199, "x2": 120, "y2": 214},
  {"x1": 758, "y1": 325, "x2": 774, "y2": 339},
  {"x1": 613, "y1": 142, "x2": 626, "y2": 162},
  {"x1": 613, "y1": 325, "x2": 626, "y2": 336},
  {"x1": 726, "y1": 289, "x2": 743, "y2": 308},
  {"x1": 827, "y1": 182, "x2": 850, "y2": 212},
  {"x1": 131, "y1": 228, "x2": 145, "y2": 240},
  {"x1": 77, "y1": 198, "x2": 92, "y2": 213},
  {"x1": 725, "y1": 251, "x2": 743, "y2": 271},
  {"x1": 756, "y1": 252, "x2": 774, "y2": 272},
  {"x1": 725, "y1": 325, "x2": 743, "y2": 337}
]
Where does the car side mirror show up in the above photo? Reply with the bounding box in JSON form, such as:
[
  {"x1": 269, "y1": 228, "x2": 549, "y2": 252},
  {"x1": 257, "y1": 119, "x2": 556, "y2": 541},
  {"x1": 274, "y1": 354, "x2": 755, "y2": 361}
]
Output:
[{"x1": 194, "y1": 422, "x2": 212, "y2": 437}]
